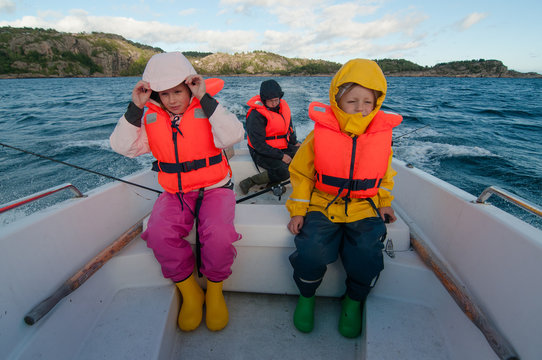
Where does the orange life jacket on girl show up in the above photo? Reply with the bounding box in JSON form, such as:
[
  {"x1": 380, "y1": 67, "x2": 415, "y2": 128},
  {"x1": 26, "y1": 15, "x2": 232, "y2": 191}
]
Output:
[
  {"x1": 144, "y1": 82, "x2": 231, "y2": 193},
  {"x1": 246, "y1": 96, "x2": 292, "y2": 150},
  {"x1": 310, "y1": 102, "x2": 402, "y2": 199}
]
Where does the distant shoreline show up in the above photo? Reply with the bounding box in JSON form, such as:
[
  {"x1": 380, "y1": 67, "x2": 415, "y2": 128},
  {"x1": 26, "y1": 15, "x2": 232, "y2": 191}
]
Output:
[
  {"x1": 2, "y1": 73, "x2": 541, "y2": 80},
  {"x1": 2, "y1": 27, "x2": 541, "y2": 79}
]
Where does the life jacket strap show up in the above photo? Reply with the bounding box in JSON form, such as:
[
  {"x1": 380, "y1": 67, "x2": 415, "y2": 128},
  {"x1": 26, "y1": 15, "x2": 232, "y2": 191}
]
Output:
[
  {"x1": 317, "y1": 172, "x2": 382, "y2": 191},
  {"x1": 194, "y1": 188, "x2": 205, "y2": 278},
  {"x1": 265, "y1": 134, "x2": 288, "y2": 140},
  {"x1": 152, "y1": 154, "x2": 223, "y2": 173}
]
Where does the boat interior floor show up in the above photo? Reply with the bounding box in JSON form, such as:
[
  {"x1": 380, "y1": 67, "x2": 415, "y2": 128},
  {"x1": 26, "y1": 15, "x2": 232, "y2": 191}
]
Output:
[
  {"x1": 172, "y1": 292, "x2": 451, "y2": 360},
  {"x1": 11, "y1": 232, "x2": 497, "y2": 360},
  {"x1": 173, "y1": 292, "x2": 362, "y2": 360}
]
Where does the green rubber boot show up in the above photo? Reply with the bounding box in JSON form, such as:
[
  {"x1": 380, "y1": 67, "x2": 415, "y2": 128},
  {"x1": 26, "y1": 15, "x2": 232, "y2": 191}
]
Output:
[
  {"x1": 293, "y1": 295, "x2": 315, "y2": 333},
  {"x1": 239, "y1": 177, "x2": 255, "y2": 195},
  {"x1": 338, "y1": 295, "x2": 363, "y2": 338}
]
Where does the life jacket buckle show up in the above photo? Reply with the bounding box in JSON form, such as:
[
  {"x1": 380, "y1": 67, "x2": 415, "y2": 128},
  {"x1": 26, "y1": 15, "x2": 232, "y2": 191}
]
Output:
[{"x1": 181, "y1": 161, "x2": 195, "y2": 172}]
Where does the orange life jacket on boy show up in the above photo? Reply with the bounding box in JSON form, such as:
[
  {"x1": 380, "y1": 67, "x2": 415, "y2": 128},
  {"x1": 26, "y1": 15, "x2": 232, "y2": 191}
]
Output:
[
  {"x1": 144, "y1": 100, "x2": 231, "y2": 194},
  {"x1": 246, "y1": 96, "x2": 292, "y2": 150},
  {"x1": 310, "y1": 102, "x2": 402, "y2": 199}
]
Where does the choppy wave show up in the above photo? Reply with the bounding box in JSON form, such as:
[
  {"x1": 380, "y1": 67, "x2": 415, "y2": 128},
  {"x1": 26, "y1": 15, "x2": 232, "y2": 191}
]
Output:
[
  {"x1": 64, "y1": 139, "x2": 114, "y2": 152},
  {"x1": 1, "y1": 76, "x2": 541, "y2": 229},
  {"x1": 394, "y1": 141, "x2": 496, "y2": 173}
]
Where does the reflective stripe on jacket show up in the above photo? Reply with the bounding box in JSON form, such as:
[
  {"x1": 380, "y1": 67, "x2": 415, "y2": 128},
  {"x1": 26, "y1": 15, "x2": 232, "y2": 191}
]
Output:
[
  {"x1": 144, "y1": 100, "x2": 231, "y2": 193},
  {"x1": 311, "y1": 102, "x2": 402, "y2": 199},
  {"x1": 246, "y1": 95, "x2": 291, "y2": 149}
]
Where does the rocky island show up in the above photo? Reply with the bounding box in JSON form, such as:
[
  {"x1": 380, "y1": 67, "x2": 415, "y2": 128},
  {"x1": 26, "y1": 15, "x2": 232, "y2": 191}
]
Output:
[{"x1": 1, "y1": 27, "x2": 540, "y2": 79}]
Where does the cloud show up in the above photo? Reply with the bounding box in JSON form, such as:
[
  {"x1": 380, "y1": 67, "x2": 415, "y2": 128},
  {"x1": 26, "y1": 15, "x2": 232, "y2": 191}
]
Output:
[
  {"x1": 0, "y1": 10, "x2": 256, "y2": 53},
  {"x1": 0, "y1": 1, "x2": 427, "y2": 63},
  {"x1": 456, "y1": 12, "x2": 488, "y2": 31},
  {"x1": 192, "y1": 29, "x2": 259, "y2": 52},
  {"x1": 261, "y1": 29, "x2": 317, "y2": 56},
  {"x1": 0, "y1": 0, "x2": 15, "y2": 14},
  {"x1": 217, "y1": 1, "x2": 426, "y2": 60},
  {"x1": 267, "y1": 5, "x2": 318, "y2": 29},
  {"x1": 179, "y1": 8, "x2": 197, "y2": 16},
  {"x1": 313, "y1": 10, "x2": 426, "y2": 43},
  {"x1": 220, "y1": 0, "x2": 325, "y2": 13},
  {"x1": 258, "y1": 3, "x2": 426, "y2": 60}
]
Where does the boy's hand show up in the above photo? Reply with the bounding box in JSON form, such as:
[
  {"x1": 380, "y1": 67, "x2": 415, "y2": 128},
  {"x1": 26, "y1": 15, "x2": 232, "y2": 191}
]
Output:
[
  {"x1": 132, "y1": 80, "x2": 151, "y2": 109},
  {"x1": 185, "y1": 74, "x2": 206, "y2": 100},
  {"x1": 379, "y1": 206, "x2": 396, "y2": 223},
  {"x1": 282, "y1": 154, "x2": 292, "y2": 164},
  {"x1": 287, "y1": 215, "x2": 304, "y2": 235}
]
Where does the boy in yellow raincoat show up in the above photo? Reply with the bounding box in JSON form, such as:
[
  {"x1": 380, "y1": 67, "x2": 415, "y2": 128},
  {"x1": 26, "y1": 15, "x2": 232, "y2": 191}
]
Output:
[{"x1": 286, "y1": 59, "x2": 402, "y2": 338}]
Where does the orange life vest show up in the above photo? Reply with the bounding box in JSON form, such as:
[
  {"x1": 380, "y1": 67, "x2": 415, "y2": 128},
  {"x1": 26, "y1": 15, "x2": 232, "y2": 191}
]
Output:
[
  {"x1": 144, "y1": 80, "x2": 231, "y2": 193},
  {"x1": 246, "y1": 95, "x2": 292, "y2": 149},
  {"x1": 310, "y1": 102, "x2": 402, "y2": 199}
]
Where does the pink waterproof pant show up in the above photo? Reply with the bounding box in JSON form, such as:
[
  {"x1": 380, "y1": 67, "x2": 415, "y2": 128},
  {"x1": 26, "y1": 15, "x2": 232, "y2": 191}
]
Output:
[{"x1": 142, "y1": 187, "x2": 240, "y2": 282}]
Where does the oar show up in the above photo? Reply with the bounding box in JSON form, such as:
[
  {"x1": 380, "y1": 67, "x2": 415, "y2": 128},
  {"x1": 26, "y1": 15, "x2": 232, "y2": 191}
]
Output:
[
  {"x1": 24, "y1": 214, "x2": 149, "y2": 325},
  {"x1": 410, "y1": 234, "x2": 519, "y2": 360}
]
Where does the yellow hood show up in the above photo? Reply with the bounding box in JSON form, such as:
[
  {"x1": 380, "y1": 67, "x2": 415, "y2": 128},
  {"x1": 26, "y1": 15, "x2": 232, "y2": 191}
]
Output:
[{"x1": 329, "y1": 59, "x2": 387, "y2": 135}]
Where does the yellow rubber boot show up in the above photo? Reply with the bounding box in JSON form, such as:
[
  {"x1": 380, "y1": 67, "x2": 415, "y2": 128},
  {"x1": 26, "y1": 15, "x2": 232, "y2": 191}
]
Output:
[
  {"x1": 175, "y1": 274, "x2": 204, "y2": 331},
  {"x1": 205, "y1": 280, "x2": 229, "y2": 331}
]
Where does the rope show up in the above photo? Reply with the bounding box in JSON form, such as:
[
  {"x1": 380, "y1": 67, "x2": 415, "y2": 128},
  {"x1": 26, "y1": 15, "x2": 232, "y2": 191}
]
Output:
[{"x1": 0, "y1": 142, "x2": 162, "y2": 194}]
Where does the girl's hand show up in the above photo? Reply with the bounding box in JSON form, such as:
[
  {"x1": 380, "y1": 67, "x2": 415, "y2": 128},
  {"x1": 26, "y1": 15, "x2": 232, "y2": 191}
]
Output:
[
  {"x1": 287, "y1": 215, "x2": 304, "y2": 235},
  {"x1": 132, "y1": 80, "x2": 151, "y2": 109},
  {"x1": 379, "y1": 206, "x2": 397, "y2": 223},
  {"x1": 185, "y1": 74, "x2": 206, "y2": 100}
]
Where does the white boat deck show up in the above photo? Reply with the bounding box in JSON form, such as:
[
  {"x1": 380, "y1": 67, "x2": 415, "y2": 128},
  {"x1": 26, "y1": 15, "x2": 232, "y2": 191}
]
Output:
[
  {"x1": 9, "y1": 227, "x2": 495, "y2": 360},
  {"x1": 7, "y1": 142, "x2": 539, "y2": 359}
]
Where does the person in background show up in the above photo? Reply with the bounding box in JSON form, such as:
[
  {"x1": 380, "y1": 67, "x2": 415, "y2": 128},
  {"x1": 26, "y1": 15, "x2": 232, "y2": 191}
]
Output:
[
  {"x1": 110, "y1": 52, "x2": 245, "y2": 332},
  {"x1": 239, "y1": 79, "x2": 301, "y2": 194},
  {"x1": 285, "y1": 59, "x2": 402, "y2": 338}
]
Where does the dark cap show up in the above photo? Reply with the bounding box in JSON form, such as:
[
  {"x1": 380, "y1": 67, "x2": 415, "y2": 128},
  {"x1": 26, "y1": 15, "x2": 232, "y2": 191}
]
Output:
[{"x1": 260, "y1": 79, "x2": 284, "y2": 101}]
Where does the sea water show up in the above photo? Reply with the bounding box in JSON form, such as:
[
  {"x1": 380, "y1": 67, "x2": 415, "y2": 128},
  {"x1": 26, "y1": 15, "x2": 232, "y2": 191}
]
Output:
[{"x1": 0, "y1": 76, "x2": 541, "y2": 228}]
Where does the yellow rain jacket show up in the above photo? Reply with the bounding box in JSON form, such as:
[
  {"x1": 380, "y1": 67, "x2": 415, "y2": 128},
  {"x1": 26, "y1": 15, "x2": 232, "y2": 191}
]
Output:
[{"x1": 286, "y1": 59, "x2": 398, "y2": 223}]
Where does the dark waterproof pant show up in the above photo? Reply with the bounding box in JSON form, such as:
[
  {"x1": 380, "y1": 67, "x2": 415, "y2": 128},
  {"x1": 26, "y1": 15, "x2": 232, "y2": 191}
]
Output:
[
  {"x1": 289, "y1": 211, "x2": 386, "y2": 302},
  {"x1": 249, "y1": 145, "x2": 298, "y2": 183}
]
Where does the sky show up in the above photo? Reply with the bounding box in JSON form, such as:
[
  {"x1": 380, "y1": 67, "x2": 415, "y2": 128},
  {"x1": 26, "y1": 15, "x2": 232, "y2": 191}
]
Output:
[{"x1": 1, "y1": 0, "x2": 541, "y2": 74}]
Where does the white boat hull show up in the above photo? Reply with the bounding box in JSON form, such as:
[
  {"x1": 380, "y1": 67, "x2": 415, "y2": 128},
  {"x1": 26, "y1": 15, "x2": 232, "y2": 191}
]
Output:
[{"x1": 1, "y1": 149, "x2": 540, "y2": 360}]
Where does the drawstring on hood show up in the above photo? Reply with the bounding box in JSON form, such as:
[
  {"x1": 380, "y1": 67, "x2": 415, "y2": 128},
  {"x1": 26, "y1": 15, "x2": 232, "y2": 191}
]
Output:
[{"x1": 329, "y1": 59, "x2": 387, "y2": 136}]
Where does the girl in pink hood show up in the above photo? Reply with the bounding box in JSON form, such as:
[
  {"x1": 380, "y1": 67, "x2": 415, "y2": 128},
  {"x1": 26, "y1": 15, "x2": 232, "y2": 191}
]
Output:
[{"x1": 110, "y1": 52, "x2": 245, "y2": 332}]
